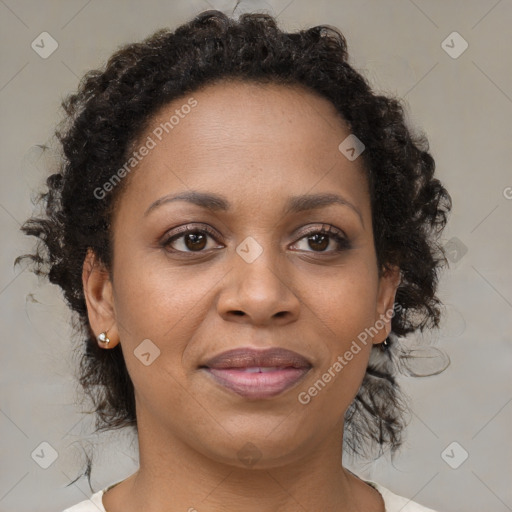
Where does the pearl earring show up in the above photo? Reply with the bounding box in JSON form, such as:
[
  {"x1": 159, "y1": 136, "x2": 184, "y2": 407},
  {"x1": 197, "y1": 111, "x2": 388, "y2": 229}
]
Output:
[{"x1": 97, "y1": 331, "x2": 110, "y2": 345}]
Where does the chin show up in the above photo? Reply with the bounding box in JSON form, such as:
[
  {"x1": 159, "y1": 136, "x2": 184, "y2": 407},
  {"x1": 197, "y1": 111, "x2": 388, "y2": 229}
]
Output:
[{"x1": 183, "y1": 416, "x2": 319, "y2": 470}]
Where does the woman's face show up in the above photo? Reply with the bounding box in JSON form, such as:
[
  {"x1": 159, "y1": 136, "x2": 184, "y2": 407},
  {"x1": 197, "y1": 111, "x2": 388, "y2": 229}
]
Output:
[{"x1": 84, "y1": 80, "x2": 399, "y2": 468}]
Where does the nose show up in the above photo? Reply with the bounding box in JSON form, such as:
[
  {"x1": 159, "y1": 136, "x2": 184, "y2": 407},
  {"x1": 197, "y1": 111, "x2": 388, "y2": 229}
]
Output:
[{"x1": 216, "y1": 248, "x2": 301, "y2": 327}]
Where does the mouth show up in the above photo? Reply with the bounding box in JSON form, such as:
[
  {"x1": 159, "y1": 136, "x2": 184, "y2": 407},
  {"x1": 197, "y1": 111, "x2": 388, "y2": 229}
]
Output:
[{"x1": 199, "y1": 347, "x2": 312, "y2": 400}]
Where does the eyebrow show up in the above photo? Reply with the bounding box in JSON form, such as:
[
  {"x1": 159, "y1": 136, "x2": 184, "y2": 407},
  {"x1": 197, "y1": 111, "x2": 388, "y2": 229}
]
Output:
[{"x1": 144, "y1": 190, "x2": 363, "y2": 225}]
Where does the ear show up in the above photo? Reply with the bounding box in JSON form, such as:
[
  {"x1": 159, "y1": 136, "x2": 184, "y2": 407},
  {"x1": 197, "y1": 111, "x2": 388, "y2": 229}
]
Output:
[
  {"x1": 372, "y1": 264, "x2": 401, "y2": 344},
  {"x1": 82, "y1": 248, "x2": 119, "y2": 349}
]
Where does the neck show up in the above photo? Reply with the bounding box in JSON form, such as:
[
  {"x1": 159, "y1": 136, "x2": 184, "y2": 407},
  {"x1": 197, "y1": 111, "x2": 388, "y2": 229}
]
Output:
[{"x1": 107, "y1": 415, "x2": 383, "y2": 512}]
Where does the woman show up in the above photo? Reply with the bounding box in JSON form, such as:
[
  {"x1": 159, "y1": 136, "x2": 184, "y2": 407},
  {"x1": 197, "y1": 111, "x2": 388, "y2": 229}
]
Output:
[{"x1": 18, "y1": 9, "x2": 451, "y2": 512}]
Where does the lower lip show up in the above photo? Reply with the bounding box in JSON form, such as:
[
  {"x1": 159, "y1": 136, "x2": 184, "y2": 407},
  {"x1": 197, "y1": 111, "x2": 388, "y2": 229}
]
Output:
[{"x1": 204, "y1": 367, "x2": 310, "y2": 399}]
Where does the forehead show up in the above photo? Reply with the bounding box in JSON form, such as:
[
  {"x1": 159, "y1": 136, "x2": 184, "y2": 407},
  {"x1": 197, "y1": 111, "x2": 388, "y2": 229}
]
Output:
[
  {"x1": 116, "y1": 80, "x2": 370, "y2": 219},
  {"x1": 152, "y1": 79, "x2": 349, "y2": 152}
]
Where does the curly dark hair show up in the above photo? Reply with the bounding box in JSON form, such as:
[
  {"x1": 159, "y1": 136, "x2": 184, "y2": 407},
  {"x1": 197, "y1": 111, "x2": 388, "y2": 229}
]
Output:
[{"x1": 16, "y1": 9, "x2": 451, "y2": 466}]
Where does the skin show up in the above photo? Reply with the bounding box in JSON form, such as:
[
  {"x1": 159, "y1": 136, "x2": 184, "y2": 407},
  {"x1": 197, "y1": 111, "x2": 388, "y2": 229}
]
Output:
[{"x1": 83, "y1": 80, "x2": 400, "y2": 512}]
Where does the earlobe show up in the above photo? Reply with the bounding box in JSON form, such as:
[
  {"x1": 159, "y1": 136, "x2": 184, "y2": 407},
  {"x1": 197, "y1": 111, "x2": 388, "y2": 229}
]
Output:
[
  {"x1": 372, "y1": 265, "x2": 401, "y2": 344},
  {"x1": 82, "y1": 249, "x2": 119, "y2": 349}
]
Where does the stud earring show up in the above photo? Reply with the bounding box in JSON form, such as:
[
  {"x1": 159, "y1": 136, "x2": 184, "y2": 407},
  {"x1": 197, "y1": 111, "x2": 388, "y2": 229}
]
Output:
[
  {"x1": 380, "y1": 338, "x2": 390, "y2": 352},
  {"x1": 97, "y1": 331, "x2": 110, "y2": 346}
]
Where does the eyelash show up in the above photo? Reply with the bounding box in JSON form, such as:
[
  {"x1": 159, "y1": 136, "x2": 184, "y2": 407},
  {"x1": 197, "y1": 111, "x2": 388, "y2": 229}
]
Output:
[{"x1": 160, "y1": 223, "x2": 351, "y2": 255}]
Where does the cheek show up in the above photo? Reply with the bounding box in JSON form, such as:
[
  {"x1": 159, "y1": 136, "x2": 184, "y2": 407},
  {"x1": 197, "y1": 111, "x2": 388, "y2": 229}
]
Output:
[
  {"x1": 111, "y1": 255, "x2": 213, "y2": 417},
  {"x1": 112, "y1": 247, "x2": 212, "y2": 336},
  {"x1": 300, "y1": 264, "x2": 378, "y2": 391},
  {"x1": 111, "y1": 243, "x2": 247, "y2": 410},
  {"x1": 293, "y1": 279, "x2": 376, "y2": 426},
  {"x1": 110, "y1": 250, "x2": 220, "y2": 394},
  {"x1": 308, "y1": 264, "x2": 379, "y2": 343}
]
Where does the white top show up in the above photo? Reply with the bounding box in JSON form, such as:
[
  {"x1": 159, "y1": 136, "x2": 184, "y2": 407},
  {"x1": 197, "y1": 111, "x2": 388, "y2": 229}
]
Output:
[{"x1": 62, "y1": 479, "x2": 438, "y2": 511}]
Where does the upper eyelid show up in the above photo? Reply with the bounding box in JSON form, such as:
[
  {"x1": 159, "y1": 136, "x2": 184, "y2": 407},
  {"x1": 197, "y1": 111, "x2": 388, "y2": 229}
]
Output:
[
  {"x1": 296, "y1": 223, "x2": 347, "y2": 238},
  {"x1": 164, "y1": 223, "x2": 346, "y2": 237},
  {"x1": 164, "y1": 223, "x2": 220, "y2": 239}
]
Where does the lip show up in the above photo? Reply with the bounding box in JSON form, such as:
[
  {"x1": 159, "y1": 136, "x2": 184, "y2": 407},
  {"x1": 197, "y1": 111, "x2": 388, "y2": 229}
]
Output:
[{"x1": 200, "y1": 347, "x2": 312, "y2": 399}]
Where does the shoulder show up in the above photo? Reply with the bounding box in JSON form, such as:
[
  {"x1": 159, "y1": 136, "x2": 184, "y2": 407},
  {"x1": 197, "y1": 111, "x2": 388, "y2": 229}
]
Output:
[
  {"x1": 366, "y1": 480, "x2": 439, "y2": 512},
  {"x1": 61, "y1": 489, "x2": 105, "y2": 512}
]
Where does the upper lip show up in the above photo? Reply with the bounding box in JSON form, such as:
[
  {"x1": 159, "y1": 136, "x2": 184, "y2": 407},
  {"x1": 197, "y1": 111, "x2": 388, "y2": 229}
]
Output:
[{"x1": 201, "y1": 347, "x2": 312, "y2": 370}]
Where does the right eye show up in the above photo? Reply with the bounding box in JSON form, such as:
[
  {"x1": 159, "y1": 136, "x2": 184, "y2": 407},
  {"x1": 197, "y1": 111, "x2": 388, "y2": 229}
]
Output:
[{"x1": 161, "y1": 224, "x2": 224, "y2": 253}]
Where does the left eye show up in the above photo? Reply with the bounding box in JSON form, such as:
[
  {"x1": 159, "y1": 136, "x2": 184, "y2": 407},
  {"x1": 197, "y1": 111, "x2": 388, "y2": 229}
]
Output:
[{"x1": 292, "y1": 227, "x2": 350, "y2": 253}]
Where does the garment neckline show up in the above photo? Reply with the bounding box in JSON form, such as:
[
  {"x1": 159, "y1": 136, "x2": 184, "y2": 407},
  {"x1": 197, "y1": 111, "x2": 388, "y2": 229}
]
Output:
[{"x1": 99, "y1": 471, "x2": 385, "y2": 512}]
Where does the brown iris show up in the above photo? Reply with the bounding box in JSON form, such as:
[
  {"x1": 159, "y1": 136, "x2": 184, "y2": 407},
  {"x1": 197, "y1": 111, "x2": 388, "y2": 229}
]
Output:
[
  {"x1": 184, "y1": 232, "x2": 207, "y2": 251},
  {"x1": 308, "y1": 233, "x2": 329, "y2": 251}
]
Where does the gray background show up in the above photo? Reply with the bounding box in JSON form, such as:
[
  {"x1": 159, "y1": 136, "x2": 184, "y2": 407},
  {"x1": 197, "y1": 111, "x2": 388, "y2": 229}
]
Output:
[{"x1": 1, "y1": 1, "x2": 511, "y2": 511}]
